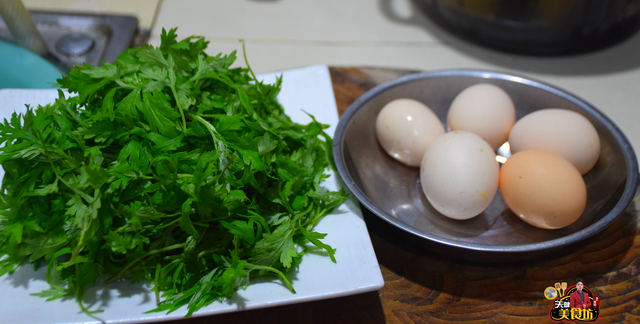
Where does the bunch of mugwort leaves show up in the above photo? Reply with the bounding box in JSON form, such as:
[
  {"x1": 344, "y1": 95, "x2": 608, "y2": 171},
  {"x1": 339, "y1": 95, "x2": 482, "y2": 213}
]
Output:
[{"x1": 0, "y1": 28, "x2": 347, "y2": 316}]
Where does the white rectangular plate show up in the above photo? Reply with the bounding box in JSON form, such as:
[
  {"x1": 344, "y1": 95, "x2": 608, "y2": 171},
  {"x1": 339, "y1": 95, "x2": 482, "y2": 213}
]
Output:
[{"x1": 0, "y1": 65, "x2": 384, "y2": 324}]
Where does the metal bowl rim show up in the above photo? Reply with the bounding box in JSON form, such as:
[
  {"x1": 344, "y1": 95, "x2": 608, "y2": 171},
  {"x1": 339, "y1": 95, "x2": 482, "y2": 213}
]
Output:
[{"x1": 333, "y1": 68, "x2": 639, "y2": 253}]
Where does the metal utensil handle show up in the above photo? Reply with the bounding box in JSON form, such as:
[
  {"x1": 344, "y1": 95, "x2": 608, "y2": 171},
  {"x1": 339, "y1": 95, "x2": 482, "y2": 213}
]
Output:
[{"x1": 0, "y1": 0, "x2": 48, "y2": 55}]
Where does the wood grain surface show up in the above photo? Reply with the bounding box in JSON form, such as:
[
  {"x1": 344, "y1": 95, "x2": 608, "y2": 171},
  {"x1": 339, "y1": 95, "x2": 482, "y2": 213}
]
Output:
[{"x1": 165, "y1": 67, "x2": 640, "y2": 324}]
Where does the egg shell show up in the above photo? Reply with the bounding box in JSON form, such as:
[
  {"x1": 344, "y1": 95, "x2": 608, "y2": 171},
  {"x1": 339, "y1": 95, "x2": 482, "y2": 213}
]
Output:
[
  {"x1": 420, "y1": 130, "x2": 499, "y2": 220},
  {"x1": 508, "y1": 108, "x2": 600, "y2": 175},
  {"x1": 447, "y1": 83, "x2": 516, "y2": 150},
  {"x1": 499, "y1": 150, "x2": 587, "y2": 229},
  {"x1": 375, "y1": 98, "x2": 445, "y2": 167}
]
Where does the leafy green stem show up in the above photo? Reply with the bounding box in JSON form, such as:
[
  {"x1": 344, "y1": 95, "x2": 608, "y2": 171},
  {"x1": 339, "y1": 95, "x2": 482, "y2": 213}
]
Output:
[
  {"x1": 194, "y1": 113, "x2": 237, "y2": 119},
  {"x1": 104, "y1": 243, "x2": 187, "y2": 284},
  {"x1": 190, "y1": 114, "x2": 223, "y2": 144},
  {"x1": 156, "y1": 217, "x2": 181, "y2": 229},
  {"x1": 75, "y1": 264, "x2": 103, "y2": 315},
  {"x1": 170, "y1": 84, "x2": 187, "y2": 131},
  {"x1": 153, "y1": 263, "x2": 161, "y2": 305},
  {"x1": 190, "y1": 114, "x2": 229, "y2": 170},
  {"x1": 245, "y1": 263, "x2": 295, "y2": 293},
  {"x1": 240, "y1": 39, "x2": 258, "y2": 82},
  {"x1": 215, "y1": 154, "x2": 235, "y2": 183}
]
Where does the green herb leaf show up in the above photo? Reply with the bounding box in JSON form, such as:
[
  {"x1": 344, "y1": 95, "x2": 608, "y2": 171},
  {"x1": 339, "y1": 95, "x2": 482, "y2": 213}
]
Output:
[{"x1": 0, "y1": 27, "x2": 348, "y2": 318}]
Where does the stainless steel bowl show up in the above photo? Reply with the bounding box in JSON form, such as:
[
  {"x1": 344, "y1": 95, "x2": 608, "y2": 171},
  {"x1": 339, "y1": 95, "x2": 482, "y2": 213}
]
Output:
[{"x1": 333, "y1": 70, "x2": 638, "y2": 261}]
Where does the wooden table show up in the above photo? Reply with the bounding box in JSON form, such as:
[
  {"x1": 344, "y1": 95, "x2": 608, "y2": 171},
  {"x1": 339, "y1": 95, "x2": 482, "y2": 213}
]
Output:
[{"x1": 167, "y1": 67, "x2": 640, "y2": 324}]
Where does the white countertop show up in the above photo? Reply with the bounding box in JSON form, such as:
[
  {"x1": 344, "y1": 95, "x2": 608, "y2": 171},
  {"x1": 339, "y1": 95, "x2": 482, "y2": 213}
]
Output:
[{"x1": 26, "y1": 0, "x2": 640, "y2": 158}]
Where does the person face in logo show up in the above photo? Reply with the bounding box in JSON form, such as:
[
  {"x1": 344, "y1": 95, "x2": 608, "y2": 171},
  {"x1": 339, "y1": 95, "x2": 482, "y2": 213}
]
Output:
[
  {"x1": 576, "y1": 281, "x2": 584, "y2": 292},
  {"x1": 570, "y1": 278, "x2": 592, "y2": 310}
]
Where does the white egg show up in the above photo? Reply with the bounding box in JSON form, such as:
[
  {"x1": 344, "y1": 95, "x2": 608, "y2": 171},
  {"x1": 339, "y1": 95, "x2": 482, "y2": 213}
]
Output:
[
  {"x1": 508, "y1": 109, "x2": 600, "y2": 175},
  {"x1": 376, "y1": 98, "x2": 445, "y2": 167},
  {"x1": 447, "y1": 83, "x2": 516, "y2": 150},
  {"x1": 420, "y1": 131, "x2": 499, "y2": 220}
]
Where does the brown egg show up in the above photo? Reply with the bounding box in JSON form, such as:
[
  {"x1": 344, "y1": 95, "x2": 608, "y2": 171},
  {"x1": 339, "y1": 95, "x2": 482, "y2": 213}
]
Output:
[{"x1": 499, "y1": 150, "x2": 587, "y2": 229}]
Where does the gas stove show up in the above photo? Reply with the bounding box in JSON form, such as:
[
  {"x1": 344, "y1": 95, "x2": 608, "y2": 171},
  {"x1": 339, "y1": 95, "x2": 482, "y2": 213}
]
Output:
[{"x1": 0, "y1": 11, "x2": 142, "y2": 69}]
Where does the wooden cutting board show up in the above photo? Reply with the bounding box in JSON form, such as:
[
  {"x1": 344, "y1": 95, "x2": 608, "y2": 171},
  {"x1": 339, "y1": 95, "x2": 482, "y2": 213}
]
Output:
[{"x1": 166, "y1": 67, "x2": 640, "y2": 324}]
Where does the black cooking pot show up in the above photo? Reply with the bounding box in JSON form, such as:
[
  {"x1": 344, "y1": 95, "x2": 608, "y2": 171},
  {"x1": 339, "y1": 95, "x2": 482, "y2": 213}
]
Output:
[{"x1": 413, "y1": 0, "x2": 640, "y2": 55}]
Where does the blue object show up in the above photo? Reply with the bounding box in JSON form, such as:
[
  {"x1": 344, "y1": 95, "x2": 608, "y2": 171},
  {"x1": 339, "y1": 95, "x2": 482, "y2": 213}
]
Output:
[{"x1": 0, "y1": 39, "x2": 61, "y2": 89}]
